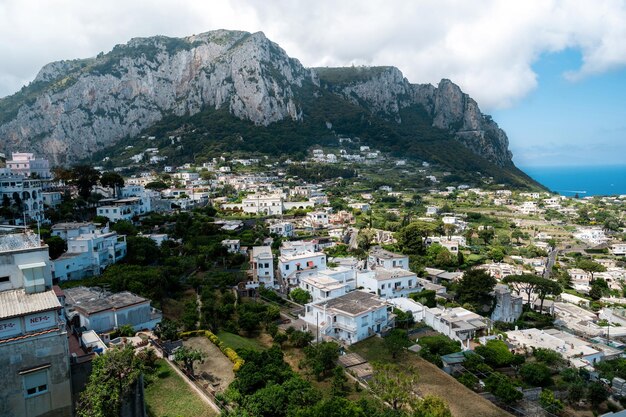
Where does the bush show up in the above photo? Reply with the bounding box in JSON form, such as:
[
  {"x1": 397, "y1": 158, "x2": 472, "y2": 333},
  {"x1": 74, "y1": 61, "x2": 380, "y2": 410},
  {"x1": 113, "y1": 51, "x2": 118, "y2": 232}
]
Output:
[
  {"x1": 520, "y1": 363, "x2": 552, "y2": 387},
  {"x1": 179, "y1": 330, "x2": 245, "y2": 372}
]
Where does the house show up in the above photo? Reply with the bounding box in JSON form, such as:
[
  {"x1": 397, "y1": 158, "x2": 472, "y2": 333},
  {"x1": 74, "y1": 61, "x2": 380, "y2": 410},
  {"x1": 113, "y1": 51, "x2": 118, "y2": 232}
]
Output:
[
  {"x1": 51, "y1": 222, "x2": 97, "y2": 240},
  {"x1": 299, "y1": 268, "x2": 355, "y2": 303},
  {"x1": 0, "y1": 172, "x2": 45, "y2": 222},
  {"x1": 611, "y1": 243, "x2": 626, "y2": 257},
  {"x1": 302, "y1": 290, "x2": 394, "y2": 345},
  {"x1": 491, "y1": 284, "x2": 523, "y2": 323},
  {"x1": 368, "y1": 247, "x2": 409, "y2": 270},
  {"x1": 53, "y1": 228, "x2": 127, "y2": 281},
  {"x1": 64, "y1": 287, "x2": 162, "y2": 333},
  {"x1": 357, "y1": 267, "x2": 419, "y2": 299},
  {"x1": 506, "y1": 328, "x2": 606, "y2": 368},
  {"x1": 6, "y1": 152, "x2": 51, "y2": 179},
  {"x1": 0, "y1": 232, "x2": 72, "y2": 417},
  {"x1": 248, "y1": 246, "x2": 276, "y2": 288},
  {"x1": 388, "y1": 297, "x2": 426, "y2": 321},
  {"x1": 424, "y1": 307, "x2": 490, "y2": 349},
  {"x1": 222, "y1": 193, "x2": 313, "y2": 215},
  {"x1": 221, "y1": 239, "x2": 242, "y2": 254},
  {"x1": 42, "y1": 191, "x2": 63, "y2": 208},
  {"x1": 269, "y1": 221, "x2": 294, "y2": 237},
  {"x1": 279, "y1": 250, "x2": 327, "y2": 287},
  {"x1": 306, "y1": 211, "x2": 329, "y2": 228},
  {"x1": 96, "y1": 197, "x2": 150, "y2": 221}
]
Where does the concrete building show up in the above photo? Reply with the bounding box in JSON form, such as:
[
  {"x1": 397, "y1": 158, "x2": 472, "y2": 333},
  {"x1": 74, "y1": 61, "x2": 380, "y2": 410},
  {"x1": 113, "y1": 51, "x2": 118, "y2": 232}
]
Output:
[
  {"x1": 269, "y1": 221, "x2": 294, "y2": 237},
  {"x1": 249, "y1": 246, "x2": 276, "y2": 288},
  {"x1": 279, "y1": 250, "x2": 327, "y2": 287},
  {"x1": 368, "y1": 247, "x2": 409, "y2": 270},
  {"x1": 222, "y1": 193, "x2": 313, "y2": 215},
  {"x1": 299, "y1": 266, "x2": 357, "y2": 302},
  {"x1": 96, "y1": 197, "x2": 151, "y2": 222},
  {"x1": 0, "y1": 232, "x2": 72, "y2": 417},
  {"x1": 357, "y1": 267, "x2": 420, "y2": 299},
  {"x1": 64, "y1": 286, "x2": 162, "y2": 333},
  {"x1": 491, "y1": 284, "x2": 523, "y2": 323},
  {"x1": 0, "y1": 172, "x2": 45, "y2": 222},
  {"x1": 6, "y1": 152, "x2": 51, "y2": 179},
  {"x1": 306, "y1": 211, "x2": 329, "y2": 228},
  {"x1": 424, "y1": 307, "x2": 490, "y2": 349},
  {"x1": 302, "y1": 290, "x2": 393, "y2": 345},
  {"x1": 222, "y1": 239, "x2": 242, "y2": 254}
]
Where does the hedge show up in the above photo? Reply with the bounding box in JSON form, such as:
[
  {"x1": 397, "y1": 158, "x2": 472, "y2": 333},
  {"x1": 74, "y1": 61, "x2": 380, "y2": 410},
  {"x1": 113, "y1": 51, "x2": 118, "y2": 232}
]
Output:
[{"x1": 179, "y1": 330, "x2": 245, "y2": 372}]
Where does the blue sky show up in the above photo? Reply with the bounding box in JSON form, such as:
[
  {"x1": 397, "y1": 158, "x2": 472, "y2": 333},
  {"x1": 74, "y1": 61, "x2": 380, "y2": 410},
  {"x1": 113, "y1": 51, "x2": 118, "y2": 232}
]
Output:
[{"x1": 492, "y1": 49, "x2": 626, "y2": 167}]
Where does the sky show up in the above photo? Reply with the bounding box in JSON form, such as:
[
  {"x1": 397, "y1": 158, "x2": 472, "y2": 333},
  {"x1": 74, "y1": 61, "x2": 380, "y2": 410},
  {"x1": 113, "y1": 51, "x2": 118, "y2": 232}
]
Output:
[{"x1": 0, "y1": 0, "x2": 625, "y2": 167}]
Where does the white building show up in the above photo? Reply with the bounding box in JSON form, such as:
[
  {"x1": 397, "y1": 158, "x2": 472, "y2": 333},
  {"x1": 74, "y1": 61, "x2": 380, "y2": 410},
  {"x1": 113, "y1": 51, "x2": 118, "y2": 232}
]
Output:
[
  {"x1": 0, "y1": 172, "x2": 45, "y2": 222},
  {"x1": 42, "y1": 191, "x2": 63, "y2": 208},
  {"x1": 6, "y1": 152, "x2": 51, "y2": 179},
  {"x1": 357, "y1": 267, "x2": 420, "y2": 299},
  {"x1": 302, "y1": 290, "x2": 393, "y2": 345},
  {"x1": 96, "y1": 197, "x2": 151, "y2": 222},
  {"x1": 299, "y1": 267, "x2": 356, "y2": 303},
  {"x1": 506, "y1": 328, "x2": 605, "y2": 368},
  {"x1": 269, "y1": 221, "x2": 294, "y2": 237},
  {"x1": 64, "y1": 286, "x2": 162, "y2": 333},
  {"x1": 53, "y1": 227, "x2": 127, "y2": 281},
  {"x1": 610, "y1": 243, "x2": 626, "y2": 257},
  {"x1": 306, "y1": 211, "x2": 329, "y2": 228},
  {"x1": 368, "y1": 247, "x2": 409, "y2": 270},
  {"x1": 249, "y1": 246, "x2": 276, "y2": 288},
  {"x1": 424, "y1": 307, "x2": 489, "y2": 348},
  {"x1": 222, "y1": 193, "x2": 314, "y2": 215},
  {"x1": 0, "y1": 232, "x2": 72, "y2": 417},
  {"x1": 574, "y1": 227, "x2": 608, "y2": 245},
  {"x1": 279, "y1": 250, "x2": 327, "y2": 287},
  {"x1": 221, "y1": 239, "x2": 242, "y2": 254}
]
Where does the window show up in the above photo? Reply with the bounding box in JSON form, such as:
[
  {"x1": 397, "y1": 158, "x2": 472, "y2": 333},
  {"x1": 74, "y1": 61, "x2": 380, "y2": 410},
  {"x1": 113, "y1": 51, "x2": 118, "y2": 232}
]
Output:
[
  {"x1": 23, "y1": 369, "x2": 48, "y2": 398},
  {"x1": 0, "y1": 276, "x2": 9, "y2": 283}
]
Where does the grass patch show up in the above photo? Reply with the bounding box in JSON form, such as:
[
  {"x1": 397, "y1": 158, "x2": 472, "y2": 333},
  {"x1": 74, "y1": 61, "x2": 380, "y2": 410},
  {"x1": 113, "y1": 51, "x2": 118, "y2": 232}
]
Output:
[
  {"x1": 349, "y1": 336, "x2": 393, "y2": 362},
  {"x1": 145, "y1": 359, "x2": 217, "y2": 417},
  {"x1": 217, "y1": 331, "x2": 265, "y2": 351}
]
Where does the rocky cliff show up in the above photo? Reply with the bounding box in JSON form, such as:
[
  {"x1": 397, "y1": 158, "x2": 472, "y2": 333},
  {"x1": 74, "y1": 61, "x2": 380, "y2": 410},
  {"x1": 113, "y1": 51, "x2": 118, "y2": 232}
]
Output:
[{"x1": 0, "y1": 29, "x2": 513, "y2": 169}]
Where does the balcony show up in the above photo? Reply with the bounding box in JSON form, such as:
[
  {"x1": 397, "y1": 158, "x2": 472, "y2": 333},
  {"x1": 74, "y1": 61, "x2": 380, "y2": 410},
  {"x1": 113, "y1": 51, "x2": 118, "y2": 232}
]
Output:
[{"x1": 332, "y1": 321, "x2": 357, "y2": 333}]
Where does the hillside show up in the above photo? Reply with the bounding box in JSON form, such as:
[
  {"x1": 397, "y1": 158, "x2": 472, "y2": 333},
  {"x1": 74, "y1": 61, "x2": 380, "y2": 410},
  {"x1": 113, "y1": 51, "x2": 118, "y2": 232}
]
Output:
[{"x1": 0, "y1": 29, "x2": 541, "y2": 189}]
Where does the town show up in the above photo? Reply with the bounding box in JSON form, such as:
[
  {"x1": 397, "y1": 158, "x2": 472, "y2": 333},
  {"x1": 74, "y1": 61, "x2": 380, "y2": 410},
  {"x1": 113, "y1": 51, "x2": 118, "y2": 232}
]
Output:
[{"x1": 1, "y1": 146, "x2": 625, "y2": 417}]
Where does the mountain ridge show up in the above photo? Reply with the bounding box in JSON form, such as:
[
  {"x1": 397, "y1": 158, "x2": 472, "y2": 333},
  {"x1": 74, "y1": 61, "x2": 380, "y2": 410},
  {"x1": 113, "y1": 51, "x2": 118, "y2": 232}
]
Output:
[{"x1": 0, "y1": 29, "x2": 540, "y2": 188}]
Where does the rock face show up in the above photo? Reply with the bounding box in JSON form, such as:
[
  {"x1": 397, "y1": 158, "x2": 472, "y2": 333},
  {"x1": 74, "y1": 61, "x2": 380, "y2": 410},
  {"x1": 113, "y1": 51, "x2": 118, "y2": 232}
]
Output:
[{"x1": 0, "y1": 30, "x2": 512, "y2": 167}]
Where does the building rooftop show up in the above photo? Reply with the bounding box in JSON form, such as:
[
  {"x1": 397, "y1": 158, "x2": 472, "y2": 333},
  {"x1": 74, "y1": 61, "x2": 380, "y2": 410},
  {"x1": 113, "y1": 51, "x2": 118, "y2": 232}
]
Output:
[
  {"x1": 319, "y1": 290, "x2": 387, "y2": 316},
  {"x1": 301, "y1": 275, "x2": 348, "y2": 291},
  {"x1": 0, "y1": 233, "x2": 42, "y2": 253},
  {"x1": 252, "y1": 246, "x2": 272, "y2": 258},
  {"x1": 64, "y1": 287, "x2": 149, "y2": 315},
  {"x1": 51, "y1": 222, "x2": 93, "y2": 231},
  {"x1": 279, "y1": 251, "x2": 325, "y2": 262},
  {"x1": 0, "y1": 288, "x2": 61, "y2": 320},
  {"x1": 371, "y1": 267, "x2": 415, "y2": 281},
  {"x1": 369, "y1": 247, "x2": 406, "y2": 259}
]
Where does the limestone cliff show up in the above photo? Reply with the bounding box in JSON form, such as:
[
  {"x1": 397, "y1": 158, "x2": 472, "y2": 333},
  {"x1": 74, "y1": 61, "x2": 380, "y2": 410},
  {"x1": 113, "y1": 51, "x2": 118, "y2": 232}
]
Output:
[{"x1": 0, "y1": 29, "x2": 513, "y2": 169}]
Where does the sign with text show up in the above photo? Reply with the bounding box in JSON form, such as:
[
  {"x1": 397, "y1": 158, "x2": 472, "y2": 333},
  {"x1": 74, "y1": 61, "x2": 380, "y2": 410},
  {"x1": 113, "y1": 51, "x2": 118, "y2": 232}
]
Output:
[
  {"x1": 25, "y1": 312, "x2": 55, "y2": 332},
  {"x1": 0, "y1": 317, "x2": 22, "y2": 339}
]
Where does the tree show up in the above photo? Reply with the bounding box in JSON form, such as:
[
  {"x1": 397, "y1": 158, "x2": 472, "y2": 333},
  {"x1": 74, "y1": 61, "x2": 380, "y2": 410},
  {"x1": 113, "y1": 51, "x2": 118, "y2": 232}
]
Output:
[
  {"x1": 45, "y1": 235, "x2": 67, "y2": 259},
  {"x1": 577, "y1": 259, "x2": 606, "y2": 282},
  {"x1": 297, "y1": 397, "x2": 366, "y2": 417},
  {"x1": 397, "y1": 221, "x2": 438, "y2": 255},
  {"x1": 289, "y1": 330, "x2": 314, "y2": 348},
  {"x1": 357, "y1": 228, "x2": 375, "y2": 252},
  {"x1": 412, "y1": 395, "x2": 452, "y2": 417},
  {"x1": 369, "y1": 363, "x2": 418, "y2": 410},
  {"x1": 535, "y1": 278, "x2": 563, "y2": 312},
  {"x1": 587, "y1": 381, "x2": 608, "y2": 406},
  {"x1": 488, "y1": 247, "x2": 505, "y2": 262},
  {"x1": 290, "y1": 288, "x2": 312, "y2": 305},
  {"x1": 589, "y1": 278, "x2": 609, "y2": 300},
  {"x1": 154, "y1": 318, "x2": 179, "y2": 341},
  {"x1": 539, "y1": 389, "x2": 564, "y2": 414},
  {"x1": 100, "y1": 171, "x2": 125, "y2": 197},
  {"x1": 174, "y1": 346, "x2": 204, "y2": 376},
  {"x1": 239, "y1": 311, "x2": 260, "y2": 335},
  {"x1": 511, "y1": 229, "x2": 524, "y2": 244},
  {"x1": 331, "y1": 366, "x2": 348, "y2": 397},
  {"x1": 384, "y1": 329, "x2": 409, "y2": 359},
  {"x1": 484, "y1": 372, "x2": 522, "y2": 403},
  {"x1": 478, "y1": 228, "x2": 495, "y2": 245},
  {"x1": 502, "y1": 274, "x2": 543, "y2": 306},
  {"x1": 520, "y1": 363, "x2": 552, "y2": 387},
  {"x1": 116, "y1": 324, "x2": 135, "y2": 337},
  {"x1": 455, "y1": 269, "x2": 496, "y2": 313},
  {"x1": 475, "y1": 339, "x2": 514, "y2": 368},
  {"x1": 77, "y1": 345, "x2": 144, "y2": 417},
  {"x1": 71, "y1": 165, "x2": 101, "y2": 198},
  {"x1": 303, "y1": 342, "x2": 340, "y2": 380}
]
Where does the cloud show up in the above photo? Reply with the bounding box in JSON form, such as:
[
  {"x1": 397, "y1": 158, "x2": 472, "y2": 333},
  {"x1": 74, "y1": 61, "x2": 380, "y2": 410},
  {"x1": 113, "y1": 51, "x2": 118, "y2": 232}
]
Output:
[{"x1": 1, "y1": 0, "x2": 626, "y2": 110}]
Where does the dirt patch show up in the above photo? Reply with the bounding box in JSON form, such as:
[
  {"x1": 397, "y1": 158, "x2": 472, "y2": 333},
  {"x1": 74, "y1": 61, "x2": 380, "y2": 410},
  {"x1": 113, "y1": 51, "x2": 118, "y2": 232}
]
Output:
[
  {"x1": 255, "y1": 332, "x2": 274, "y2": 348},
  {"x1": 406, "y1": 354, "x2": 511, "y2": 417},
  {"x1": 184, "y1": 336, "x2": 235, "y2": 393}
]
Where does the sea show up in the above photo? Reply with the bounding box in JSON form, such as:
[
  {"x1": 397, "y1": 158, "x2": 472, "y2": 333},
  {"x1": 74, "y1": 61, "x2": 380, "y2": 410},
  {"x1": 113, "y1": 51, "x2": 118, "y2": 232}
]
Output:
[{"x1": 520, "y1": 165, "x2": 626, "y2": 197}]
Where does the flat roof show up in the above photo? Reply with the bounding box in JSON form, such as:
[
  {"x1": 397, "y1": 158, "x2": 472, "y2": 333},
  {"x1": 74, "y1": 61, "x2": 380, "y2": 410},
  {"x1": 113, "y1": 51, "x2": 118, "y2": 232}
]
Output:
[
  {"x1": 369, "y1": 247, "x2": 407, "y2": 259},
  {"x1": 371, "y1": 267, "x2": 415, "y2": 281},
  {"x1": 0, "y1": 233, "x2": 42, "y2": 253},
  {"x1": 64, "y1": 287, "x2": 149, "y2": 315},
  {"x1": 0, "y1": 288, "x2": 61, "y2": 320},
  {"x1": 318, "y1": 290, "x2": 387, "y2": 316}
]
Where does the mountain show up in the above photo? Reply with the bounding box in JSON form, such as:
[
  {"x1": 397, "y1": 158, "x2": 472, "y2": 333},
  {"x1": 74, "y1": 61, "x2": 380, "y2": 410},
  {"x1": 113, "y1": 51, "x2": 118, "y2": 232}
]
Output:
[{"x1": 0, "y1": 29, "x2": 541, "y2": 188}]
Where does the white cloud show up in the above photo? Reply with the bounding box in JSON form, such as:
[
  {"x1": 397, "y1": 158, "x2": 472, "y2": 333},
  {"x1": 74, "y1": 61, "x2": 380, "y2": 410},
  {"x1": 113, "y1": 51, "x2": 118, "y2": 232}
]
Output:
[{"x1": 1, "y1": 0, "x2": 626, "y2": 110}]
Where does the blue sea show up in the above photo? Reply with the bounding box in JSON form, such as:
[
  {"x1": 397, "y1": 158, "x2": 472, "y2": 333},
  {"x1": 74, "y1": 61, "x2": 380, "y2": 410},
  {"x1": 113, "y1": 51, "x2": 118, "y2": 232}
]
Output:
[{"x1": 520, "y1": 165, "x2": 626, "y2": 197}]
